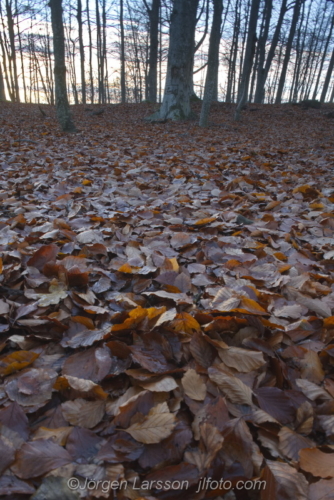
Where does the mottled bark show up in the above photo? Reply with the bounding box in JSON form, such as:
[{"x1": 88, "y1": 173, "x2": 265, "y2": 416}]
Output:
[
  {"x1": 199, "y1": 0, "x2": 223, "y2": 127},
  {"x1": 49, "y1": 0, "x2": 76, "y2": 132},
  {"x1": 150, "y1": 0, "x2": 199, "y2": 121}
]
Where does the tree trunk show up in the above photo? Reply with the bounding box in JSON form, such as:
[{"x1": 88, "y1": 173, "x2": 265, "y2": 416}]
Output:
[
  {"x1": 5, "y1": 0, "x2": 19, "y2": 101},
  {"x1": 144, "y1": 0, "x2": 160, "y2": 103},
  {"x1": 120, "y1": 0, "x2": 126, "y2": 103},
  {"x1": 253, "y1": 0, "x2": 272, "y2": 102},
  {"x1": 0, "y1": 62, "x2": 6, "y2": 100},
  {"x1": 275, "y1": 0, "x2": 303, "y2": 104},
  {"x1": 86, "y1": 0, "x2": 94, "y2": 104},
  {"x1": 235, "y1": 0, "x2": 260, "y2": 120},
  {"x1": 226, "y1": 0, "x2": 240, "y2": 103},
  {"x1": 150, "y1": 0, "x2": 199, "y2": 121},
  {"x1": 254, "y1": 0, "x2": 287, "y2": 103},
  {"x1": 77, "y1": 0, "x2": 86, "y2": 104},
  {"x1": 320, "y1": 47, "x2": 334, "y2": 103},
  {"x1": 49, "y1": 0, "x2": 76, "y2": 132},
  {"x1": 312, "y1": 15, "x2": 334, "y2": 100},
  {"x1": 199, "y1": 0, "x2": 223, "y2": 127}
]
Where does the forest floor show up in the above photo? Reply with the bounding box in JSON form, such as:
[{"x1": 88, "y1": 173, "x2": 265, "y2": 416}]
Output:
[{"x1": 0, "y1": 101, "x2": 334, "y2": 500}]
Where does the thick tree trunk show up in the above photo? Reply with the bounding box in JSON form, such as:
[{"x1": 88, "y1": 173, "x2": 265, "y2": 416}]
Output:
[
  {"x1": 49, "y1": 0, "x2": 76, "y2": 132},
  {"x1": 77, "y1": 0, "x2": 86, "y2": 104},
  {"x1": 235, "y1": 0, "x2": 260, "y2": 120},
  {"x1": 150, "y1": 0, "x2": 199, "y2": 120},
  {"x1": 275, "y1": 0, "x2": 303, "y2": 104},
  {"x1": 320, "y1": 47, "x2": 334, "y2": 103},
  {"x1": 199, "y1": 0, "x2": 223, "y2": 127},
  {"x1": 144, "y1": 0, "x2": 160, "y2": 103},
  {"x1": 254, "y1": 0, "x2": 287, "y2": 103}
]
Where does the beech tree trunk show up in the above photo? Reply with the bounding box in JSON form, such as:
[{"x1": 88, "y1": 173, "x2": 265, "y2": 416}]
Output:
[
  {"x1": 254, "y1": 0, "x2": 287, "y2": 103},
  {"x1": 144, "y1": 0, "x2": 160, "y2": 103},
  {"x1": 120, "y1": 0, "x2": 126, "y2": 103},
  {"x1": 0, "y1": 62, "x2": 6, "y2": 100},
  {"x1": 49, "y1": 0, "x2": 76, "y2": 132},
  {"x1": 77, "y1": 0, "x2": 86, "y2": 104},
  {"x1": 275, "y1": 0, "x2": 303, "y2": 104},
  {"x1": 150, "y1": 0, "x2": 199, "y2": 121},
  {"x1": 235, "y1": 0, "x2": 260, "y2": 120},
  {"x1": 320, "y1": 47, "x2": 334, "y2": 102},
  {"x1": 199, "y1": 0, "x2": 223, "y2": 127}
]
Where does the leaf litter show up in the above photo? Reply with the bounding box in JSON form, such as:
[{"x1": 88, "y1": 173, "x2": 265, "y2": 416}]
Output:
[{"x1": 0, "y1": 101, "x2": 334, "y2": 498}]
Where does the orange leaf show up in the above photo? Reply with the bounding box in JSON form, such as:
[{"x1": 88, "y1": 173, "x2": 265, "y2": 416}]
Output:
[
  {"x1": 0, "y1": 351, "x2": 39, "y2": 376},
  {"x1": 171, "y1": 312, "x2": 200, "y2": 334},
  {"x1": 274, "y1": 252, "x2": 288, "y2": 262},
  {"x1": 72, "y1": 316, "x2": 95, "y2": 330},
  {"x1": 118, "y1": 263, "x2": 133, "y2": 273},
  {"x1": 82, "y1": 179, "x2": 92, "y2": 186},
  {"x1": 324, "y1": 317, "x2": 334, "y2": 328},
  {"x1": 194, "y1": 217, "x2": 216, "y2": 226},
  {"x1": 240, "y1": 298, "x2": 268, "y2": 315}
]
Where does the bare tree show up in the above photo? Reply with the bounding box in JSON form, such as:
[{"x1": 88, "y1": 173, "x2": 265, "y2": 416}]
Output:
[
  {"x1": 199, "y1": 0, "x2": 222, "y2": 127},
  {"x1": 77, "y1": 0, "x2": 86, "y2": 104},
  {"x1": 49, "y1": 0, "x2": 76, "y2": 131},
  {"x1": 235, "y1": 0, "x2": 260, "y2": 120},
  {"x1": 143, "y1": 0, "x2": 160, "y2": 102},
  {"x1": 149, "y1": 0, "x2": 199, "y2": 120},
  {"x1": 275, "y1": 0, "x2": 304, "y2": 104}
]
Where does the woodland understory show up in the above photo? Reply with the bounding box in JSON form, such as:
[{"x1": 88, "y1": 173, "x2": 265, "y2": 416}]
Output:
[{"x1": 0, "y1": 101, "x2": 334, "y2": 500}]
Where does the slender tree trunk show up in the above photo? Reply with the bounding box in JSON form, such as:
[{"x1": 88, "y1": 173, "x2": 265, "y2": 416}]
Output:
[
  {"x1": 235, "y1": 0, "x2": 260, "y2": 119},
  {"x1": 254, "y1": 0, "x2": 287, "y2": 103},
  {"x1": 102, "y1": 0, "x2": 107, "y2": 103},
  {"x1": 253, "y1": 0, "x2": 272, "y2": 102},
  {"x1": 313, "y1": 15, "x2": 334, "y2": 100},
  {"x1": 5, "y1": 0, "x2": 19, "y2": 101},
  {"x1": 0, "y1": 62, "x2": 6, "y2": 100},
  {"x1": 275, "y1": 0, "x2": 303, "y2": 104},
  {"x1": 77, "y1": 0, "x2": 86, "y2": 104},
  {"x1": 49, "y1": 0, "x2": 76, "y2": 132},
  {"x1": 86, "y1": 0, "x2": 94, "y2": 103},
  {"x1": 226, "y1": 0, "x2": 240, "y2": 103},
  {"x1": 0, "y1": 30, "x2": 14, "y2": 101},
  {"x1": 150, "y1": 0, "x2": 199, "y2": 121},
  {"x1": 144, "y1": 0, "x2": 160, "y2": 102},
  {"x1": 320, "y1": 47, "x2": 334, "y2": 103},
  {"x1": 120, "y1": 0, "x2": 126, "y2": 103},
  {"x1": 15, "y1": 0, "x2": 27, "y2": 103},
  {"x1": 199, "y1": 0, "x2": 223, "y2": 127}
]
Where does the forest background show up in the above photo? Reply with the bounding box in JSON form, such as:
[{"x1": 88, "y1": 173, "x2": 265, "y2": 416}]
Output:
[{"x1": 0, "y1": 0, "x2": 334, "y2": 109}]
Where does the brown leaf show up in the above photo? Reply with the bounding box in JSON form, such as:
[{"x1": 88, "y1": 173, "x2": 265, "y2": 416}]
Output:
[
  {"x1": 299, "y1": 448, "x2": 334, "y2": 478},
  {"x1": 124, "y1": 402, "x2": 176, "y2": 444},
  {"x1": 27, "y1": 243, "x2": 58, "y2": 270},
  {"x1": 218, "y1": 346, "x2": 266, "y2": 372},
  {"x1": 181, "y1": 369, "x2": 206, "y2": 401},
  {"x1": 61, "y1": 399, "x2": 105, "y2": 428},
  {"x1": 12, "y1": 440, "x2": 71, "y2": 478}
]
